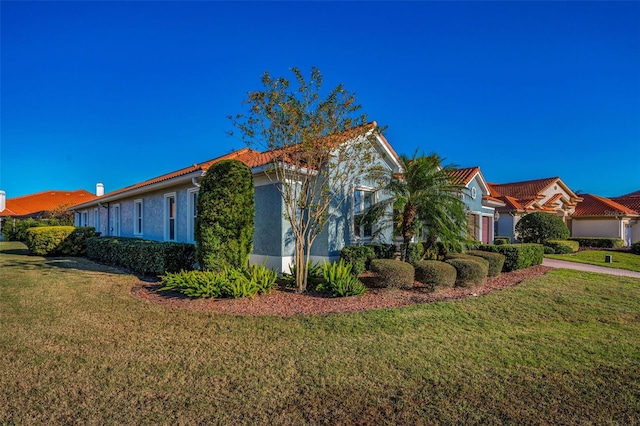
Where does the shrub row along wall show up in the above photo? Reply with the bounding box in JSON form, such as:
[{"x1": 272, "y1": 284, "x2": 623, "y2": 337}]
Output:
[
  {"x1": 25, "y1": 226, "x2": 97, "y2": 256},
  {"x1": 86, "y1": 237, "x2": 196, "y2": 276},
  {"x1": 545, "y1": 239, "x2": 579, "y2": 254},
  {"x1": 340, "y1": 244, "x2": 396, "y2": 275},
  {"x1": 477, "y1": 243, "x2": 544, "y2": 272},
  {"x1": 567, "y1": 237, "x2": 624, "y2": 248}
]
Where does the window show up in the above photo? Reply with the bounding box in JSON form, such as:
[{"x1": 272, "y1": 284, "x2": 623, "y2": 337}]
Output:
[
  {"x1": 187, "y1": 189, "x2": 198, "y2": 243},
  {"x1": 93, "y1": 208, "x2": 100, "y2": 233},
  {"x1": 354, "y1": 188, "x2": 375, "y2": 239},
  {"x1": 80, "y1": 211, "x2": 88, "y2": 227},
  {"x1": 471, "y1": 187, "x2": 477, "y2": 200},
  {"x1": 112, "y1": 204, "x2": 121, "y2": 236},
  {"x1": 134, "y1": 199, "x2": 143, "y2": 236},
  {"x1": 165, "y1": 193, "x2": 176, "y2": 241}
]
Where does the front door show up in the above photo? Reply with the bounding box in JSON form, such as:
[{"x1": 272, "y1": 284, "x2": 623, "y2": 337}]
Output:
[{"x1": 482, "y1": 216, "x2": 491, "y2": 244}]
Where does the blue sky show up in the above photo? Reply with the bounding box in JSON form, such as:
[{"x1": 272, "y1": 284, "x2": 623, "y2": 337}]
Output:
[{"x1": 2, "y1": 1, "x2": 639, "y2": 199}]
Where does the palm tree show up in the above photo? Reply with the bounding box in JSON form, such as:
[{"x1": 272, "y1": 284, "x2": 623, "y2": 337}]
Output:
[{"x1": 368, "y1": 152, "x2": 469, "y2": 261}]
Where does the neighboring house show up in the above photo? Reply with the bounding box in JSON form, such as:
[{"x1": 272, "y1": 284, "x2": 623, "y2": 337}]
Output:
[
  {"x1": 571, "y1": 193, "x2": 640, "y2": 246},
  {"x1": 448, "y1": 167, "x2": 505, "y2": 244},
  {"x1": 0, "y1": 188, "x2": 100, "y2": 230},
  {"x1": 69, "y1": 128, "x2": 403, "y2": 273},
  {"x1": 488, "y1": 177, "x2": 582, "y2": 242}
]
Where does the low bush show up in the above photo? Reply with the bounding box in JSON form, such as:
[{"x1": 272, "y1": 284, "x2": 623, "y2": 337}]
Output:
[
  {"x1": 370, "y1": 259, "x2": 415, "y2": 289},
  {"x1": 25, "y1": 226, "x2": 97, "y2": 256},
  {"x1": 316, "y1": 260, "x2": 366, "y2": 297},
  {"x1": 86, "y1": 237, "x2": 196, "y2": 275},
  {"x1": 631, "y1": 241, "x2": 640, "y2": 255},
  {"x1": 402, "y1": 242, "x2": 426, "y2": 264},
  {"x1": 340, "y1": 246, "x2": 376, "y2": 275},
  {"x1": 445, "y1": 258, "x2": 487, "y2": 287},
  {"x1": 366, "y1": 243, "x2": 397, "y2": 260},
  {"x1": 544, "y1": 246, "x2": 555, "y2": 254},
  {"x1": 494, "y1": 237, "x2": 511, "y2": 245},
  {"x1": 414, "y1": 260, "x2": 457, "y2": 290},
  {"x1": 545, "y1": 239, "x2": 579, "y2": 254},
  {"x1": 567, "y1": 237, "x2": 624, "y2": 249},
  {"x1": 160, "y1": 265, "x2": 277, "y2": 299},
  {"x1": 466, "y1": 250, "x2": 506, "y2": 277},
  {"x1": 282, "y1": 260, "x2": 323, "y2": 289},
  {"x1": 477, "y1": 243, "x2": 544, "y2": 272},
  {"x1": 445, "y1": 253, "x2": 490, "y2": 273}
]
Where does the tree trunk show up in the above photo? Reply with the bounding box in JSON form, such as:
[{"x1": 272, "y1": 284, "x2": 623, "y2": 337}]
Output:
[
  {"x1": 401, "y1": 202, "x2": 417, "y2": 261},
  {"x1": 295, "y1": 240, "x2": 307, "y2": 293}
]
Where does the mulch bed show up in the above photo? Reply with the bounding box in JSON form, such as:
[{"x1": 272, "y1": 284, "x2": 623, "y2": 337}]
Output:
[{"x1": 131, "y1": 265, "x2": 554, "y2": 317}]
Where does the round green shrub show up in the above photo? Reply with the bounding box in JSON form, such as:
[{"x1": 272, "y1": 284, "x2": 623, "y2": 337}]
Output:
[
  {"x1": 445, "y1": 253, "x2": 490, "y2": 274},
  {"x1": 196, "y1": 160, "x2": 255, "y2": 271},
  {"x1": 543, "y1": 246, "x2": 555, "y2": 254},
  {"x1": 370, "y1": 259, "x2": 415, "y2": 289},
  {"x1": 494, "y1": 237, "x2": 510, "y2": 245},
  {"x1": 631, "y1": 241, "x2": 640, "y2": 255},
  {"x1": 515, "y1": 212, "x2": 569, "y2": 244},
  {"x1": 466, "y1": 250, "x2": 505, "y2": 277},
  {"x1": 340, "y1": 245, "x2": 376, "y2": 275},
  {"x1": 445, "y1": 258, "x2": 488, "y2": 288},
  {"x1": 414, "y1": 260, "x2": 456, "y2": 290}
]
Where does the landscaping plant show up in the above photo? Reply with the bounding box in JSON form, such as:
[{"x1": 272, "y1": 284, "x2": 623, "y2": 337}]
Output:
[
  {"x1": 515, "y1": 212, "x2": 569, "y2": 244},
  {"x1": 316, "y1": 259, "x2": 367, "y2": 297}
]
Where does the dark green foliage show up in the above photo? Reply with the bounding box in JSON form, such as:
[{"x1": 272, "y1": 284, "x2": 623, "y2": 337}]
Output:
[
  {"x1": 466, "y1": 250, "x2": 506, "y2": 277},
  {"x1": 340, "y1": 245, "x2": 376, "y2": 275},
  {"x1": 630, "y1": 241, "x2": 640, "y2": 255},
  {"x1": 544, "y1": 246, "x2": 556, "y2": 254},
  {"x1": 316, "y1": 260, "x2": 367, "y2": 297},
  {"x1": 160, "y1": 265, "x2": 277, "y2": 299},
  {"x1": 477, "y1": 243, "x2": 544, "y2": 272},
  {"x1": 545, "y1": 239, "x2": 579, "y2": 254},
  {"x1": 25, "y1": 226, "x2": 96, "y2": 256},
  {"x1": 369, "y1": 259, "x2": 415, "y2": 289},
  {"x1": 195, "y1": 160, "x2": 255, "y2": 271},
  {"x1": 567, "y1": 237, "x2": 624, "y2": 248},
  {"x1": 494, "y1": 237, "x2": 511, "y2": 245},
  {"x1": 366, "y1": 243, "x2": 397, "y2": 260},
  {"x1": 414, "y1": 260, "x2": 457, "y2": 290},
  {"x1": 515, "y1": 212, "x2": 569, "y2": 243},
  {"x1": 86, "y1": 237, "x2": 196, "y2": 276},
  {"x1": 445, "y1": 258, "x2": 488, "y2": 287},
  {"x1": 402, "y1": 242, "x2": 426, "y2": 264}
]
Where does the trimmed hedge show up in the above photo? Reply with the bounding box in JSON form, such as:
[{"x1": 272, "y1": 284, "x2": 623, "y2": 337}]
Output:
[
  {"x1": 494, "y1": 237, "x2": 511, "y2": 245},
  {"x1": 545, "y1": 239, "x2": 579, "y2": 254},
  {"x1": 445, "y1": 258, "x2": 487, "y2": 287},
  {"x1": 414, "y1": 260, "x2": 456, "y2": 290},
  {"x1": 630, "y1": 241, "x2": 640, "y2": 255},
  {"x1": 340, "y1": 245, "x2": 376, "y2": 275},
  {"x1": 466, "y1": 250, "x2": 506, "y2": 277},
  {"x1": 86, "y1": 237, "x2": 196, "y2": 275},
  {"x1": 445, "y1": 253, "x2": 490, "y2": 273},
  {"x1": 477, "y1": 243, "x2": 544, "y2": 272},
  {"x1": 366, "y1": 244, "x2": 397, "y2": 260},
  {"x1": 25, "y1": 226, "x2": 97, "y2": 256},
  {"x1": 567, "y1": 237, "x2": 624, "y2": 248},
  {"x1": 370, "y1": 259, "x2": 415, "y2": 289}
]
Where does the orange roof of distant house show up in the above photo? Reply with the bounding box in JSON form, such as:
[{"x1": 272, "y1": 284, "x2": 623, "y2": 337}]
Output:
[
  {"x1": 619, "y1": 190, "x2": 640, "y2": 198},
  {"x1": 0, "y1": 190, "x2": 98, "y2": 217},
  {"x1": 573, "y1": 194, "x2": 638, "y2": 217}
]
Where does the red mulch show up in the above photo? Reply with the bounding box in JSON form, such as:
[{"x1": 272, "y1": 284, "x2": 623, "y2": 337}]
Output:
[{"x1": 130, "y1": 265, "x2": 554, "y2": 317}]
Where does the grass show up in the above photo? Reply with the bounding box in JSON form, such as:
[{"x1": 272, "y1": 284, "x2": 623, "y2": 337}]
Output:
[
  {"x1": 1, "y1": 241, "x2": 639, "y2": 425},
  {"x1": 546, "y1": 249, "x2": 640, "y2": 272}
]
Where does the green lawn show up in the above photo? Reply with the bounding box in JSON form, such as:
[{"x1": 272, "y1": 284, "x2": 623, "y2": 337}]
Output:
[
  {"x1": 1, "y1": 241, "x2": 639, "y2": 425},
  {"x1": 546, "y1": 249, "x2": 640, "y2": 272}
]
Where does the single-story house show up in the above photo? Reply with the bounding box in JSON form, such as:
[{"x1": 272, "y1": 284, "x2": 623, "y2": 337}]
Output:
[
  {"x1": 448, "y1": 166, "x2": 505, "y2": 244},
  {"x1": 488, "y1": 177, "x2": 582, "y2": 242},
  {"x1": 571, "y1": 193, "x2": 639, "y2": 246},
  {"x1": 69, "y1": 126, "x2": 403, "y2": 273}
]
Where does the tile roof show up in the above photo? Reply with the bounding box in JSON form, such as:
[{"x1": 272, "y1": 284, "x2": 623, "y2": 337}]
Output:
[
  {"x1": 573, "y1": 194, "x2": 638, "y2": 217},
  {"x1": 447, "y1": 167, "x2": 480, "y2": 186},
  {"x1": 0, "y1": 190, "x2": 98, "y2": 217},
  {"x1": 619, "y1": 190, "x2": 640, "y2": 198},
  {"x1": 489, "y1": 177, "x2": 559, "y2": 199},
  {"x1": 611, "y1": 195, "x2": 640, "y2": 214}
]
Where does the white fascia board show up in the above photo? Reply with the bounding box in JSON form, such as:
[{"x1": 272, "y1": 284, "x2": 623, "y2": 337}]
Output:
[{"x1": 68, "y1": 170, "x2": 204, "y2": 211}]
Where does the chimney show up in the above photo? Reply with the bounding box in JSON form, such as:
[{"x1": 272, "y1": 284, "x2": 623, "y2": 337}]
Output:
[
  {"x1": 0, "y1": 190, "x2": 5, "y2": 212},
  {"x1": 96, "y1": 183, "x2": 104, "y2": 197}
]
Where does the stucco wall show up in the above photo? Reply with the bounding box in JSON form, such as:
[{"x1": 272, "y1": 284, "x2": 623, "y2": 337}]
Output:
[{"x1": 571, "y1": 218, "x2": 624, "y2": 240}]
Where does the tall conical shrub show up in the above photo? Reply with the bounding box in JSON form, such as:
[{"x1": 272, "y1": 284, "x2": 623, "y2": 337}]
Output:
[{"x1": 195, "y1": 160, "x2": 254, "y2": 271}]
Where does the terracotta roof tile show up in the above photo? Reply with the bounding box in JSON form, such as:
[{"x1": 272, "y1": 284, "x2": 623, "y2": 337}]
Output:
[
  {"x1": 489, "y1": 177, "x2": 559, "y2": 199},
  {"x1": 610, "y1": 195, "x2": 640, "y2": 214},
  {"x1": 0, "y1": 190, "x2": 98, "y2": 217},
  {"x1": 447, "y1": 167, "x2": 480, "y2": 186},
  {"x1": 573, "y1": 194, "x2": 638, "y2": 217},
  {"x1": 619, "y1": 190, "x2": 640, "y2": 198}
]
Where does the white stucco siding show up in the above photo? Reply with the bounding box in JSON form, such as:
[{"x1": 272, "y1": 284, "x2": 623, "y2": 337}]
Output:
[
  {"x1": 539, "y1": 183, "x2": 576, "y2": 214},
  {"x1": 571, "y1": 218, "x2": 624, "y2": 239}
]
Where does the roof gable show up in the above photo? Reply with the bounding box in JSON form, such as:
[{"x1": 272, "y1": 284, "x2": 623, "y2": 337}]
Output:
[{"x1": 573, "y1": 193, "x2": 638, "y2": 217}]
